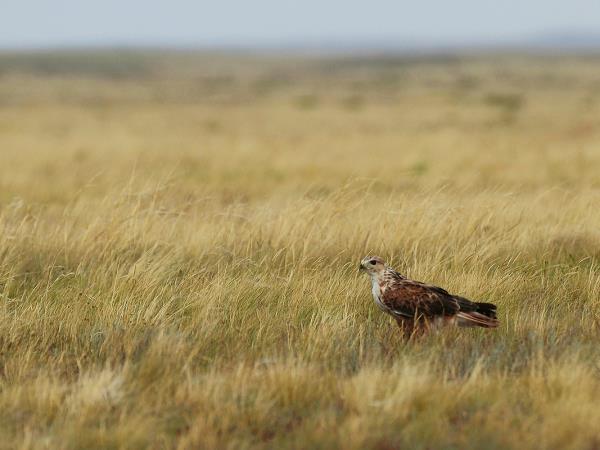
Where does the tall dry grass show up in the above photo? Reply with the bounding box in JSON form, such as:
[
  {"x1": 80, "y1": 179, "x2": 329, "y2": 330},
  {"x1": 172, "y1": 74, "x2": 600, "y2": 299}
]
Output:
[{"x1": 1, "y1": 52, "x2": 600, "y2": 449}]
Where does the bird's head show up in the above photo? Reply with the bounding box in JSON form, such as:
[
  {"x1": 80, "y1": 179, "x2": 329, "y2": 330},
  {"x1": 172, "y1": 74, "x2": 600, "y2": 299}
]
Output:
[{"x1": 359, "y1": 256, "x2": 386, "y2": 276}]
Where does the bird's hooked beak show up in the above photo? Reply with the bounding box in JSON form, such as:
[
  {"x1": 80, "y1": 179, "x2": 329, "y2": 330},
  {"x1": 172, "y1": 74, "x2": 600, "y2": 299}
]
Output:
[{"x1": 359, "y1": 262, "x2": 365, "y2": 272}]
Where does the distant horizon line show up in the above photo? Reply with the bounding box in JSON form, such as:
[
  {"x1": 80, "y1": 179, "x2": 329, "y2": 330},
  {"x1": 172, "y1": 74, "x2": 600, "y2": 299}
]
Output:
[{"x1": 2, "y1": 30, "x2": 600, "y2": 54}]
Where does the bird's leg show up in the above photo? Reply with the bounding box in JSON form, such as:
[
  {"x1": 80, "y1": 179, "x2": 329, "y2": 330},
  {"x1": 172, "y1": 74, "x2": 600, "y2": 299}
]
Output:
[
  {"x1": 411, "y1": 322, "x2": 428, "y2": 339},
  {"x1": 396, "y1": 318, "x2": 415, "y2": 340}
]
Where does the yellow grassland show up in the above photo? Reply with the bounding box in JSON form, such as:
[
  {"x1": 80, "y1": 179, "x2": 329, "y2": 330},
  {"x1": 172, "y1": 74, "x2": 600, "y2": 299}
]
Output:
[{"x1": 1, "y1": 52, "x2": 600, "y2": 449}]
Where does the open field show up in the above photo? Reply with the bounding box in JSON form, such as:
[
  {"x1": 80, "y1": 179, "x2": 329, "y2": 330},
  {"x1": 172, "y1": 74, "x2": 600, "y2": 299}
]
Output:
[{"x1": 1, "y1": 50, "x2": 600, "y2": 449}]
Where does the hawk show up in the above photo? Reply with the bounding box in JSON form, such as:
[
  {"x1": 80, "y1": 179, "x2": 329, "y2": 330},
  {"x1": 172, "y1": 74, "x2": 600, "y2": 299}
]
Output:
[{"x1": 360, "y1": 256, "x2": 498, "y2": 337}]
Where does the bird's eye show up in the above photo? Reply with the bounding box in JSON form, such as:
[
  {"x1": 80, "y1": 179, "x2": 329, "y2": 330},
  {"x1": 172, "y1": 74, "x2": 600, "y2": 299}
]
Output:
[{"x1": 369, "y1": 259, "x2": 377, "y2": 265}]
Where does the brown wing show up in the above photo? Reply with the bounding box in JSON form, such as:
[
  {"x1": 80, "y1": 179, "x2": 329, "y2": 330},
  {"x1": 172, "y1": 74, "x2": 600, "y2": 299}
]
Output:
[{"x1": 381, "y1": 280, "x2": 460, "y2": 320}]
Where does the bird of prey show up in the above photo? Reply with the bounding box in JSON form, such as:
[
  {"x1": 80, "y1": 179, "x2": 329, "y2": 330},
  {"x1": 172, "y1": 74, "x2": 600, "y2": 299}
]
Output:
[{"x1": 360, "y1": 256, "x2": 498, "y2": 337}]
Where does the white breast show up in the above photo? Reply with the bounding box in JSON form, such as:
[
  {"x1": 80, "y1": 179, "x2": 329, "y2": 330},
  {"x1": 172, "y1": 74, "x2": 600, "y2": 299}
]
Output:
[{"x1": 370, "y1": 277, "x2": 389, "y2": 313}]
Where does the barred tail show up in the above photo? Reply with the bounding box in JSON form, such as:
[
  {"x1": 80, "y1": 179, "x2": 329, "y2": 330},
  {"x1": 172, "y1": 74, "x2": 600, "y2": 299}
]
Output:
[
  {"x1": 475, "y1": 302, "x2": 497, "y2": 320},
  {"x1": 456, "y1": 310, "x2": 499, "y2": 328}
]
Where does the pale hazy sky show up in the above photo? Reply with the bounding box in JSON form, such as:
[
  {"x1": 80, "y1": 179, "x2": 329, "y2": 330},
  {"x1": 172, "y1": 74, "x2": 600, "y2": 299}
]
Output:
[{"x1": 2, "y1": 0, "x2": 600, "y2": 48}]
